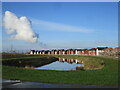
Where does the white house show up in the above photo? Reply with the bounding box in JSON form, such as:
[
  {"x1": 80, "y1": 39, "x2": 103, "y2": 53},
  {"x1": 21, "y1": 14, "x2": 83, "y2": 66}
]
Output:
[
  {"x1": 96, "y1": 47, "x2": 108, "y2": 56},
  {"x1": 75, "y1": 50, "x2": 78, "y2": 55},
  {"x1": 55, "y1": 51, "x2": 57, "y2": 55},
  {"x1": 30, "y1": 50, "x2": 34, "y2": 54},
  {"x1": 63, "y1": 51, "x2": 65, "y2": 55},
  {"x1": 36, "y1": 51, "x2": 39, "y2": 54}
]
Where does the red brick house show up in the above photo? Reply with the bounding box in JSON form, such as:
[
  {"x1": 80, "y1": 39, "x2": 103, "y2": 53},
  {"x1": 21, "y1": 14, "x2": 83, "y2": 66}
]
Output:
[
  {"x1": 89, "y1": 48, "x2": 96, "y2": 56},
  {"x1": 84, "y1": 49, "x2": 89, "y2": 55},
  {"x1": 58, "y1": 49, "x2": 65, "y2": 55},
  {"x1": 51, "y1": 50, "x2": 55, "y2": 55},
  {"x1": 112, "y1": 47, "x2": 120, "y2": 56},
  {"x1": 41, "y1": 50, "x2": 45, "y2": 54},
  {"x1": 70, "y1": 49, "x2": 74, "y2": 55}
]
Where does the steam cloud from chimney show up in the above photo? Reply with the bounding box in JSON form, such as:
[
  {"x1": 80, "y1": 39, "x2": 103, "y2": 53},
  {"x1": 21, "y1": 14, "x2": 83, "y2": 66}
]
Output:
[{"x1": 3, "y1": 11, "x2": 38, "y2": 43}]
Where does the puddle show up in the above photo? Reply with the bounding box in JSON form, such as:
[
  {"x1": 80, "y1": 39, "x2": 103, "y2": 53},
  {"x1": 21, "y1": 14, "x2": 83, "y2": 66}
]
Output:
[{"x1": 2, "y1": 79, "x2": 118, "y2": 88}]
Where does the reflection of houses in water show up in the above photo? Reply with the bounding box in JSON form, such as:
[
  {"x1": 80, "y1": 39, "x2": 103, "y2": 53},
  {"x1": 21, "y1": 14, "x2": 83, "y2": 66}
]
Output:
[
  {"x1": 30, "y1": 47, "x2": 120, "y2": 56},
  {"x1": 58, "y1": 58, "x2": 82, "y2": 64}
]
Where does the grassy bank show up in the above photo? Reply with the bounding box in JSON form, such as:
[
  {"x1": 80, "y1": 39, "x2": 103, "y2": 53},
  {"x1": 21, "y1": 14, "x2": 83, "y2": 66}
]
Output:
[
  {"x1": 53, "y1": 55, "x2": 105, "y2": 70},
  {"x1": 2, "y1": 55, "x2": 118, "y2": 86},
  {"x1": 2, "y1": 56, "x2": 57, "y2": 68}
]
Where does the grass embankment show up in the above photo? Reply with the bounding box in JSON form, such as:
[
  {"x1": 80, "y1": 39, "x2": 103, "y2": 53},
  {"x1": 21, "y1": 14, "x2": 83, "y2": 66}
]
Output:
[
  {"x1": 2, "y1": 55, "x2": 57, "y2": 68},
  {"x1": 2, "y1": 54, "x2": 118, "y2": 86}
]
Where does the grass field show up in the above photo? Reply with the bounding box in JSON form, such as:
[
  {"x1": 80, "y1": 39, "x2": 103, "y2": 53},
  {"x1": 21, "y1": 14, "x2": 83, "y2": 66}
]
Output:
[{"x1": 2, "y1": 53, "x2": 119, "y2": 86}]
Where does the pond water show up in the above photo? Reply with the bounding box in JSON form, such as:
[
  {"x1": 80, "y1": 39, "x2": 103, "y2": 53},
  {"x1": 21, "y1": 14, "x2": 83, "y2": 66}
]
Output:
[{"x1": 35, "y1": 58, "x2": 84, "y2": 71}]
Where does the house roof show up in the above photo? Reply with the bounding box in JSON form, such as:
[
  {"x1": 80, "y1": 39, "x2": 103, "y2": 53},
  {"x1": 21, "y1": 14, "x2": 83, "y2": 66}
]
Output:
[
  {"x1": 30, "y1": 50, "x2": 35, "y2": 51},
  {"x1": 97, "y1": 47, "x2": 108, "y2": 50},
  {"x1": 104, "y1": 48, "x2": 113, "y2": 50},
  {"x1": 114, "y1": 47, "x2": 120, "y2": 50},
  {"x1": 45, "y1": 50, "x2": 50, "y2": 52},
  {"x1": 89, "y1": 48, "x2": 96, "y2": 51}
]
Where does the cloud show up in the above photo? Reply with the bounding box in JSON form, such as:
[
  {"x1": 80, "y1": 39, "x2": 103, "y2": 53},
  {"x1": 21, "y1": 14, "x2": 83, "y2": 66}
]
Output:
[
  {"x1": 32, "y1": 19, "x2": 93, "y2": 33},
  {"x1": 3, "y1": 11, "x2": 38, "y2": 43}
]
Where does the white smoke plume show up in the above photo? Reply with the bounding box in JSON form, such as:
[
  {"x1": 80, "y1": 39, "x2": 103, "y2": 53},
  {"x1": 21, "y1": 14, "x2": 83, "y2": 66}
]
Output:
[{"x1": 3, "y1": 11, "x2": 38, "y2": 43}]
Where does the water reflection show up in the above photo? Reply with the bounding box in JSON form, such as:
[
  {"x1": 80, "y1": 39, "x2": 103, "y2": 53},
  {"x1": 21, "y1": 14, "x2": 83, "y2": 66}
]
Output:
[
  {"x1": 36, "y1": 58, "x2": 84, "y2": 71},
  {"x1": 58, "y1": 58, "x2": 84, "y2": 64}
]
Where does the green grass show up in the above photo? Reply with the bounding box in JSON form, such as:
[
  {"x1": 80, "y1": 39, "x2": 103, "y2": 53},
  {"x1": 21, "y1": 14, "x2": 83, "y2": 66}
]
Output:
[
  {"x1": 51, "y1": 55, "x2": 106, "y2": 70},
  {"x1": 2, "y1": 55, "x2": 118, "y2": 86}
]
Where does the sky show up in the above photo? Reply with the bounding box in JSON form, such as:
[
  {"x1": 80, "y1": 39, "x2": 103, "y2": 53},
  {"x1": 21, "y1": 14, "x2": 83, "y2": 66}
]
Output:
[{"x1": 2, "y1": 2, "x2": 118, "y2": 52}]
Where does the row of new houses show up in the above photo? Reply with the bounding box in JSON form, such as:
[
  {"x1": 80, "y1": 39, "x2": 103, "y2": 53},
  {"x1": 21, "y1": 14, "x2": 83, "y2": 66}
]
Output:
[{"x1": 30, "y1": 47, "x2": 115, "y2": 56}]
